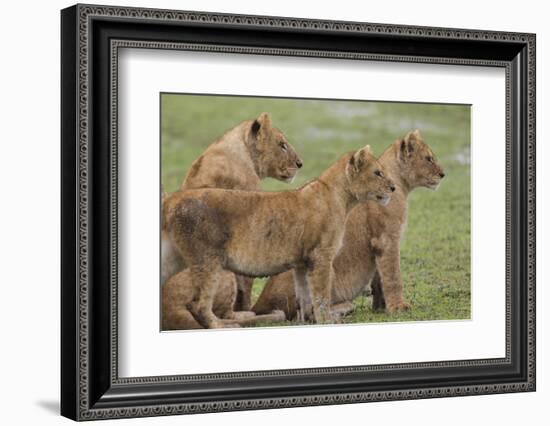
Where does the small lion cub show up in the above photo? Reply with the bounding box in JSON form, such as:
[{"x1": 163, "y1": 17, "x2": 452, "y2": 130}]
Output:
[
  {"x1": 162, "y1": 145, "x2": 395, "y2": 328},
  {"x1": 253, "y1": 130, "x2": 445, "y2": 319}
]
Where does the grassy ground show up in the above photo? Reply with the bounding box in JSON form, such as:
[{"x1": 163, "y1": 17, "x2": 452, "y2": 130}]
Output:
[{"x1": 161, "y1": 94, "x2": 471, "y2": 325}]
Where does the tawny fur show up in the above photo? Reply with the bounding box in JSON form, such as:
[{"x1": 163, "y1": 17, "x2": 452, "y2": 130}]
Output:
[
  {"x1": 253, "y1": 130, "x2": 445, "y2": 319},
  {"x1": 181, "y1": 112, "x2": 302, "y2": 191},
  {"x1": 161, "y1": 112, "x2": 302, "y2": 314},
  {"x1": 163, "y1": 146, "x2": 395, "y2": 328},
  {"x1": 162, "y1": 269, "x2": 285, "y2": 330}
]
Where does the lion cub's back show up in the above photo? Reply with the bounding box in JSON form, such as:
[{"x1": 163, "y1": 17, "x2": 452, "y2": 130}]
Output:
[
  {"x1": 166, "y1": 188, "x2": 305, "y2": 273},
  {"x1": 165, "y1": 191, "x2": 231, "y2": 252},
  {"x1": 164, "y1": 189, "x2": 262, "y2": 251}
]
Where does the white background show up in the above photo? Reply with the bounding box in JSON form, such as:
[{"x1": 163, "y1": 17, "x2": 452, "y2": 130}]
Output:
[
  {"x1": 119, "y1": 50, "x2": 505, "y2": 377},
  {"x1": 0, "y1": 0, "x2": 547, "y2": 425}
]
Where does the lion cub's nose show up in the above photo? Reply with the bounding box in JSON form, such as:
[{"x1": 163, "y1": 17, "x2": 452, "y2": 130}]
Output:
[
  {"x1": 296, "y1": 160, "x2": 303, "y2": 168},
  {"x1": 439, "y1": 172, "x2": 445, "y2": 178},
  {"x1": 390, "y1": 185, "x2": 396, "y2": 192}
]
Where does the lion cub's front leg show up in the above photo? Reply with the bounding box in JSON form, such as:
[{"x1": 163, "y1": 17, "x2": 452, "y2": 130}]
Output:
[
  {"x1": 374, "y1": 243, "x2": 411, "y2": 313},
  {"x1": 305, "y1": 248, "x2": 336, "y2": 324}
]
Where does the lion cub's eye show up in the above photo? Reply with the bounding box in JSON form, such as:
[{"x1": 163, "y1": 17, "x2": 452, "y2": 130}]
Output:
[
  {"x1": 279, "y1": 142, "x2": 288, "y2": 151},
  {"x1": 374, "y1": 170, "x2": 383, "y2": 177},
  {"x1": 426, "y1": 156, "x2": 434, "y2": 163}
]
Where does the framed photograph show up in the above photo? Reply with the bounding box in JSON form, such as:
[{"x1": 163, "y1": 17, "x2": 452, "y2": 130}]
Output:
[{"x1": 61, "y1": 3, "x2": 536, "y2": 421}]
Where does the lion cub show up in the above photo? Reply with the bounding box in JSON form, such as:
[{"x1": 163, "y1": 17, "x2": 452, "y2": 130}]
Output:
[
  {"x1": 253, "y1": 130, "x2": 445, "y2": 319},
  {"x1": 161, "y1": 112, "x2": 302, "y2": 312},
  {"x1": 163, "y1": 269, "x2": 285, "y2": 330},
  {"x1": 163, "y1": 145, "x2": 395, "y2": 328}
]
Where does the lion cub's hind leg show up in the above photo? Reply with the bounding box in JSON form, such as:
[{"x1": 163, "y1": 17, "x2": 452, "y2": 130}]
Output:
[
  {"x1": 162, "y1": 269, "x2": 203, "y2": 331},
  {"x1": 162, "y1": 306, "x2": 202, "y2": 331},
  {"x1": 187, "y1": 264, "x2": 241, "y2": 329},
  {"x1": 170, "y1": 199, "x2": 238, "y2": 328}
]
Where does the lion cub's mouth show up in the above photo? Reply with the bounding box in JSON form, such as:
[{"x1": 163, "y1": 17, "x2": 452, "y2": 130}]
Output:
[
  {"x1": 376, "y1": 195, "x2": 391, "y2": 206},
  {"x1": 427, "y1": 180, "x2": 441, "y2": 191},
  {"x1": 279, "y1": 168, "x2": 298, "y2": 183}
]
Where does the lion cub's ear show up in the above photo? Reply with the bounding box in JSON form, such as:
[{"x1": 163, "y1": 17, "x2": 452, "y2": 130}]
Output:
[
  {"x1": 349, "y1": 145, "x2": 372, "y2": 173},
  {"x1": 400, "y1": 130, "x2": 421, "y2": 159},
  {"x1": 251, "y1": 112, "x2": 273, "y2": 143}
]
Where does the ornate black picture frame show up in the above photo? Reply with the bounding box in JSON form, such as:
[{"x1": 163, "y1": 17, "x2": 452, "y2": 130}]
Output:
[{"x1": 61, "y1": 3, "x2": 536, "y2": 421}]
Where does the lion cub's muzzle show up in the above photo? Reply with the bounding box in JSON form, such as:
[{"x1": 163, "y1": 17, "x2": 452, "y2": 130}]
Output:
[
  {"x1": 370, "y1": 180, "x2": 395, "y2": 206},
  {"x1": 279, "y1": 159, "x2": 303, "y2": 183},
  {"x1": 427, "y1": 171, "x2": 445, "y2": 190},
  {"x1": 376, "y1": 183, "x2": 395, "y2": 206}
]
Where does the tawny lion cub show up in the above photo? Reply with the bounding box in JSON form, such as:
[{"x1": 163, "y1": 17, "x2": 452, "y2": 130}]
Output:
[
  {"x1": 162, "y1": 269, "x2": 285, "y2": 330},
  {"x1": 253, "y1": 130, "x2": 445, "y2": 319},
  {"x1": 182, "y1": 112, "x2": 302, "y2": 191},
  {"x1": 161, "y1": 112, "x2": 302, "y2": 311},
  {"x1": 163, "y1": 145, "x2": 395, "y2": 328}
]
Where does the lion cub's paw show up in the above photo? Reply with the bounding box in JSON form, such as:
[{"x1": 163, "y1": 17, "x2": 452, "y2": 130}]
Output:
[
  {"x1": 386, "y1": 301, "x2": 411, "y2": 313},
  {"x1": 212, "y1": 319, "x2": 242, "y2": 329},
  {"x1": 315, "y1": 310, "x2": 338, "y2": 325},
  {"x1": 330, "y1": 315, "x2": 344, "y2": 325},
  {"x1": 270, "y1": 310, "x2": 286, "y2": 322},
  {"x1": 232, "y1": 311, "x2": 257, "y2": 321}
]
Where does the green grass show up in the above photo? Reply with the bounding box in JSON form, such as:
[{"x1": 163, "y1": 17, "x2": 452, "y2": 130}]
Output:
[{"x1": 162, "y1": 94, "x2": 471, "y2": 326}]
